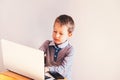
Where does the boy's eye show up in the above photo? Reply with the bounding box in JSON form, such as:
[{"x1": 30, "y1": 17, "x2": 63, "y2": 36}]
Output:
[
  {"x1": 53, "y1": 31, "x2": 63, "y2": 35},
  {"x1": 60, "y1": 33, "x2": 63, "y2": 35},
  {"x1": 54, "y1": 31, "x2": 57, "y2": 33}
]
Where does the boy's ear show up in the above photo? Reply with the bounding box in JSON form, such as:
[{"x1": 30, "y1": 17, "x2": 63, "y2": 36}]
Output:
[{"x1": 68, "y1": 33, "x2": 72, "y2": 37}]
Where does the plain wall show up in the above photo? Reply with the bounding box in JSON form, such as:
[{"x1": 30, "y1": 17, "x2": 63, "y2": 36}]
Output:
[{"x1": 0, "y1": 0, "x2": 120, "y2": 80}]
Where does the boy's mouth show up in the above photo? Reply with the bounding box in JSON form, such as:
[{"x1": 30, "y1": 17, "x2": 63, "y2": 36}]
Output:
[
  {"x1": 54, "y1": 39, "x2": 59, "y2": 41},
  {"x1": 54, "y1": 39, "x2": 60, "y2": 42}
]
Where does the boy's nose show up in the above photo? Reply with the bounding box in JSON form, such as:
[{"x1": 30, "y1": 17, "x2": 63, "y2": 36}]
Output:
[{"x1": 55, "y1": 33, "x2": 60, "y2": 38}]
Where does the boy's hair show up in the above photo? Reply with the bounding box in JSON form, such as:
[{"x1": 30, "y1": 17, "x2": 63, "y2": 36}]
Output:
[{"x1": 54, "y1": 14, "x2": 75, "y2": 33}]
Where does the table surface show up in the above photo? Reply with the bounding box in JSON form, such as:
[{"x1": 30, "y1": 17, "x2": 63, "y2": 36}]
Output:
[
  {"x1": 0, "y1": 70, "x2": 32, "y2": 80},
  {"x1": 0, "y1": 70, "x2": 66, "y2": 80}
]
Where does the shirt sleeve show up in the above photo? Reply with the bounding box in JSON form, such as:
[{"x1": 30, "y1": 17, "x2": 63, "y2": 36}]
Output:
[{"x1": 49, "y1": 46, "x2": 74, "y2": 78}]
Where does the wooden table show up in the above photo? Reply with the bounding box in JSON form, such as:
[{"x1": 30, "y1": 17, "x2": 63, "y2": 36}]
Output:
[
  {"x1": 0, "y1": 70, "x2": 67, "y2": 80},
  {"x1": 0, "y1": 70, "x2": 32, "y2": 80}
]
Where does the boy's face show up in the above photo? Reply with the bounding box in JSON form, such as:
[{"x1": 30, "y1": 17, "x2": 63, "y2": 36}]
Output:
[{"x1": 52, "y1": 22, "x2": 72, "y2": 45}]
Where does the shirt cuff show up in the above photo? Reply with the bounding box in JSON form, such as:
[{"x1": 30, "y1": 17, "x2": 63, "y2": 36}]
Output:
[{"x1": 49, "y1": 66, "x2": 55, "y2": 72}]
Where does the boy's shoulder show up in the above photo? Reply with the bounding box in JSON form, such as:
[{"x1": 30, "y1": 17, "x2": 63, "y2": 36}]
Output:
[
  {"x1": 44, "y1": 40, "x2": 52, "y2": 43},
  {"x1": 39, "y1": 40, "x2": 52, "y2": 51},
  {"x1": 42, "y1": 40, "x2": 52, "y2": 46}
]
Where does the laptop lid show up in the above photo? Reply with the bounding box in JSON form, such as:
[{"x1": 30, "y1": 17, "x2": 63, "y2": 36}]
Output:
[{"x1": 1, "y1": 39, "x2": 44, "y2": 80}]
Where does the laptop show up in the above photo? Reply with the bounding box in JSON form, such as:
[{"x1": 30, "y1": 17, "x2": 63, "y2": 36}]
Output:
[{"x1": 1, "y1": 39, "x2": 44, "y2": 80}]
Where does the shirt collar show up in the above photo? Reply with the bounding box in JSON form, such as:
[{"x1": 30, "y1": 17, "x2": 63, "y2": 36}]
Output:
[{"x1": 49, "y1": 40, "x2": 69, "y2": 48}]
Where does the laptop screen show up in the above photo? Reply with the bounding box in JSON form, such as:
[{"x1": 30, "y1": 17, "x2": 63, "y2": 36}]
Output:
[{"x1": 1, "y1": 39, "x2": 44, "y2": 80}]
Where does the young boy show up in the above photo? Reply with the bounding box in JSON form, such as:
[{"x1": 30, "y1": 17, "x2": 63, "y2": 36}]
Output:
[{"x1": 39, "y1": 14, "x2": 75, "y2": 80}]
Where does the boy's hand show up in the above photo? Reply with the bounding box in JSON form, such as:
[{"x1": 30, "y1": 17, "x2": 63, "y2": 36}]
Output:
[{"x1": 45, "y1": 67, "x2": 49, "y2": 73}]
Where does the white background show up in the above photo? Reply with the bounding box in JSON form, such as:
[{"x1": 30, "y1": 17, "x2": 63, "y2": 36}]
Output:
[{"x1": 0, "y1": 0, "x2": 120, "y2": 80}]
